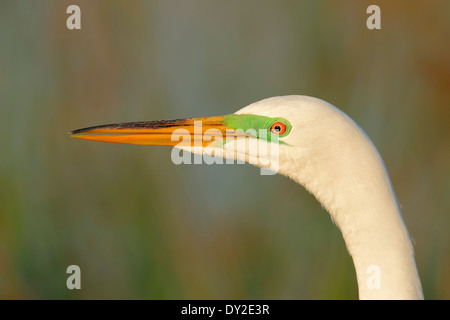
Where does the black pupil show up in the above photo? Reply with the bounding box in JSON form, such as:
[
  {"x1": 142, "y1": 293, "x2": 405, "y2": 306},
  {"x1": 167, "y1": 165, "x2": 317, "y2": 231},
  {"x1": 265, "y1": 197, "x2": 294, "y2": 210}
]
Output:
[{"x1": 273, "y1": 125, "x2": 281, "y2": 132}]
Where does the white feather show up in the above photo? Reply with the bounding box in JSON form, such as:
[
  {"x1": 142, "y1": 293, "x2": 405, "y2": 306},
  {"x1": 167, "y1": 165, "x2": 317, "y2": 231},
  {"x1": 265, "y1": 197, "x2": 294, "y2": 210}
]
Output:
[{"x1": 181, "y1": 95, "x2": 423, "y2": 299}]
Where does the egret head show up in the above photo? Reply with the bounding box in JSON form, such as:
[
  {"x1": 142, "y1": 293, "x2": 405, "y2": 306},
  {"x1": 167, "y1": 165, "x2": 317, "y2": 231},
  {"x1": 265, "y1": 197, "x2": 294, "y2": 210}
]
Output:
[
  {"x1": 70, "y1": 95, "x2": 365, "y2": 178},
  {"x1": 70, "y1": 96, "x2": 327, "y2": 173}
]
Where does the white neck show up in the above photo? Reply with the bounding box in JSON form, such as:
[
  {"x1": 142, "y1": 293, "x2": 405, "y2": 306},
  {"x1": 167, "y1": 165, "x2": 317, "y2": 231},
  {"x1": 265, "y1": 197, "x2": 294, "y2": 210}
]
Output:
[{"x1": 278, "y1": 115, "x2": 423, "y2": 299}]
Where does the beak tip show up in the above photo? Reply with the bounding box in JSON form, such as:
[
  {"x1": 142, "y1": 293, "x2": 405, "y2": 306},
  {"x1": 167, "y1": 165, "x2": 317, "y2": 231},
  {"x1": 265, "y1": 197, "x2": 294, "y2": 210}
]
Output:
[
  {"x1": 68, "y1": 130, "x2": 80, "y2": 137},
  {"x1": 69, "y1": 128, "x2": 83, "y2": 135}
]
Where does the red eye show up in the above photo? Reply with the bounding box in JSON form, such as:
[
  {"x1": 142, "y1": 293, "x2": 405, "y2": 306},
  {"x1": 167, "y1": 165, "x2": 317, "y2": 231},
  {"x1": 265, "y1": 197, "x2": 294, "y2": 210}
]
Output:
[{"x1": 270, "y1": 122, "x2": 286, "y2": 135}]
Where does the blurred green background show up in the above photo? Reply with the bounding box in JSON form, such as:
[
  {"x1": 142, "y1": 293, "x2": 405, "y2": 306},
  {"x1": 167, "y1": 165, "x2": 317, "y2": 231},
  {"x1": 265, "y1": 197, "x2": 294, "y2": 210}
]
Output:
[{"x1": 0, "y1": 0, "x2": 449, "y2": 299}]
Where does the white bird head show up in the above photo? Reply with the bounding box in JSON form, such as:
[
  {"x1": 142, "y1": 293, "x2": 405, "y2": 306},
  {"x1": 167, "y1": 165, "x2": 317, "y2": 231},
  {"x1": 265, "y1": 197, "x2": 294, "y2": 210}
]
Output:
[{"x1": 70, "y1": 95, "x2": 364, "y2": 174}]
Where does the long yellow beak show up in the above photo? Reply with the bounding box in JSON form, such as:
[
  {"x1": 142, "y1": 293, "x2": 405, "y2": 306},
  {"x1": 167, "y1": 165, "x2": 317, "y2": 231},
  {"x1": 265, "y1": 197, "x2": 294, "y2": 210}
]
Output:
[{"x1": 70, "y1": 116, "x2": 248, "y2": 147}]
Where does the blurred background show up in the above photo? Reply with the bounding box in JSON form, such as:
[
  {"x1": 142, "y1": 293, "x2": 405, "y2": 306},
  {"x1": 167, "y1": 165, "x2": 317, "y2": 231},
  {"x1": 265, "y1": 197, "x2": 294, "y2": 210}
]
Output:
[{"x1": 0, "y1": 0, "x2": 449, "y2": 299}]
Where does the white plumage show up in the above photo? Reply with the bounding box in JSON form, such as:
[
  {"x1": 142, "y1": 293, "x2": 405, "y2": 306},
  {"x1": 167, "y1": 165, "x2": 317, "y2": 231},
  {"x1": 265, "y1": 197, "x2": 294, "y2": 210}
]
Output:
[
  {"x1": 72, "y1": 95, "x2": 424, "y2": 299},
  {"x1": 187, "y1": 95, "x2": 424, "y2": 299}
]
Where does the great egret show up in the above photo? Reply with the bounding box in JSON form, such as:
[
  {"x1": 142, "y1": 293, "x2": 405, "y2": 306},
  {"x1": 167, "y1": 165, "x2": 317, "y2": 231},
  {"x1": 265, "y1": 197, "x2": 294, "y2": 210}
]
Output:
[{"x1": 70, "y1": 95, "x2": 423, "y2": 299}]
